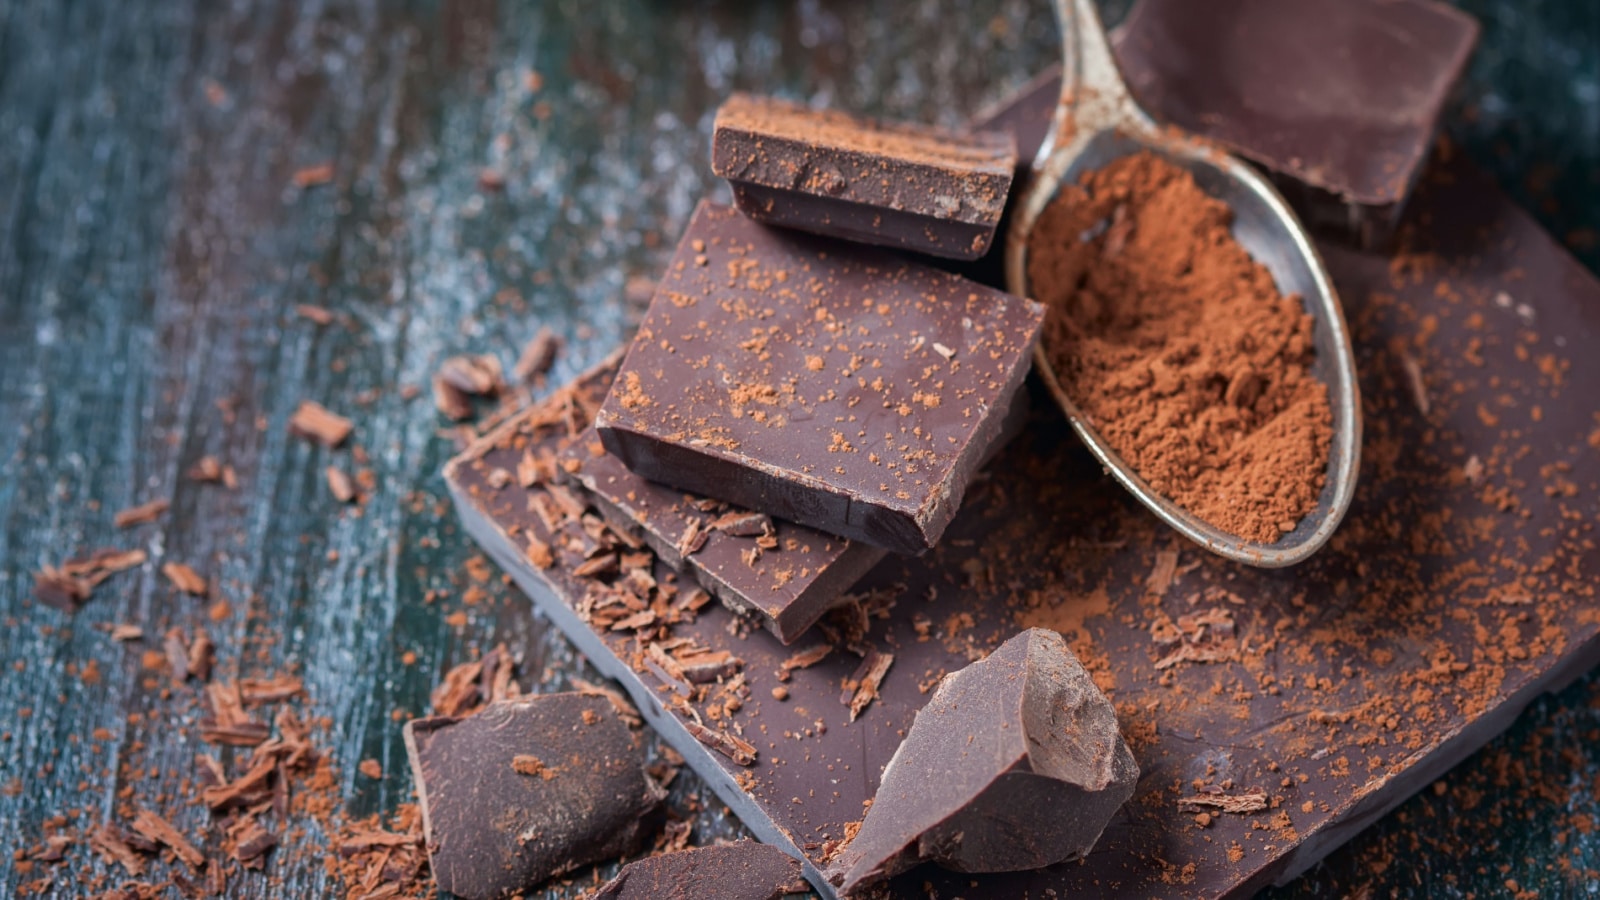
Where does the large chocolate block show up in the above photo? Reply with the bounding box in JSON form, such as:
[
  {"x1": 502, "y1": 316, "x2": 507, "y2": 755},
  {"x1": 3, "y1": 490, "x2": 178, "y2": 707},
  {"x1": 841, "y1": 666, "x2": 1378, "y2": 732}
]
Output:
[
  {"x1": 448, "y1": 157, "x2": 1600, "y2": 898},
  {"x1": 712, "y1": 93, "x2": 1016, "y2": 260},
  {"x1": 1114, "y1": 0, "x2": 1479, "y2": 249},
  {"x1": 593, "y1": 201, "x2": 1044, "y2": 556}
]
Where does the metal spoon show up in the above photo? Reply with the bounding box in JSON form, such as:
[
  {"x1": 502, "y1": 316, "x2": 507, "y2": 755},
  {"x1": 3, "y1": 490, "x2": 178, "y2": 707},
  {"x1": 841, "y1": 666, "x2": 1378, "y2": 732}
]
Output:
[{"x1": 1006, "y1": 0, "x2": 1362, "y2": 568}]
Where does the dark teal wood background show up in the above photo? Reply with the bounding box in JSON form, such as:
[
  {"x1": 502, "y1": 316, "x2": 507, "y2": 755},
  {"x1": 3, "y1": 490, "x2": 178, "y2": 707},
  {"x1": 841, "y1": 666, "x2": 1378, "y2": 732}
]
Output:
[{"x1": 1, "y1": 1, "x2": 1595, "y2": 897}]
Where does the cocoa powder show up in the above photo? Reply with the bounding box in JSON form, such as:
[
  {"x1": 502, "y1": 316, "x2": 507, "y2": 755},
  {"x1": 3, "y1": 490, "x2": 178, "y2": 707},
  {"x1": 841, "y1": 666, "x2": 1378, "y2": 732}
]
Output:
[{"x1": 1026, "y1": 151, "x2": 1332, "y2": 543}]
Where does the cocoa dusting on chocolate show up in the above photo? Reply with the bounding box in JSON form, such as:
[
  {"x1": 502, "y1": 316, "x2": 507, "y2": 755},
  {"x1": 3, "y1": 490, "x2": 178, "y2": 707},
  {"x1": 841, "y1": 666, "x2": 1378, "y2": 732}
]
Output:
[{"x1": 1028, "y1": 151, "x2": 1333, "y2": 543}]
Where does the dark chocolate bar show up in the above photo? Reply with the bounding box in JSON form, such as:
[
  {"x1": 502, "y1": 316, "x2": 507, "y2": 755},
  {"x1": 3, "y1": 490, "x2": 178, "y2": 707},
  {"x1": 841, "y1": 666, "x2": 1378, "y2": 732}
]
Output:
[
  {"x1": 593, "y1": 201, "x2": 1045, "y2": 556},
  {"x1": 594, "y1": 841, "x2": 809, "y2": 900},
  {"x1": 711, "y1": 93, "x2": 1017, "y2": 260},
  {"x1": 1114, "y1": 0, "x2": 1479, "y2": 249},
  {"x1": 447, "y1": 154, "x2": 1600, "y2": 899},
  {"x1": 829, "y1": 628, "x2": 1138, "y2": 894},
  {"x1": 560, "y1": 427, "x2": 885, "y2": 644},
  {"x1": 403, "y1": 694, "x2": 665, "y2": 900}
]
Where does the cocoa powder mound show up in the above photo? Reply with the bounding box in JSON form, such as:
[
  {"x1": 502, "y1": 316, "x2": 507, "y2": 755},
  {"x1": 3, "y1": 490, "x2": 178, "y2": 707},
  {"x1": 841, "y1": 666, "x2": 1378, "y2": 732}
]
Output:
[{"x1": 1026, "y1": 151, "x2": 1333, "y2": 543}]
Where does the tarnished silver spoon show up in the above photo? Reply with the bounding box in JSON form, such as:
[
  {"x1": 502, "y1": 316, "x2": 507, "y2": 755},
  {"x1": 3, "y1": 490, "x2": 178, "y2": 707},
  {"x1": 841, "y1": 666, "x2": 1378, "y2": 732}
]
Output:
[{"x1": 1006, "y1": 0, "x2": 1362, "y2": 568}]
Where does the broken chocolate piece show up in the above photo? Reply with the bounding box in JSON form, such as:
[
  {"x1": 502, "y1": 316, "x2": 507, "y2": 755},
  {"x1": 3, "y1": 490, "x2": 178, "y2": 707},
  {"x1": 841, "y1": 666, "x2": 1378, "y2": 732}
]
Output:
[
  {"x1": 594, "y1": 201, "x2": 1044, "y2": 555},
  {"x1": 287, "y1": 400, "x2": 353, "y2": 447},
  {"x1": 594, "y1": 841, "x2": 809, "y2": 900},
  {"x1": 711, "y1": 94, "x2": 1017, "y2": 260},
  {"x1": 559, "y1": 427, "x2": 885, "y2": 644},
  {"x1": 1114, "y1": 0, "x2": 1479, "y2": 248},
  {"x1": 828, "y1": 629, "x2": 1137, "y2": 894},
  {"x1": 403, "y1": 694, "x2": 665, "y2": 900}
]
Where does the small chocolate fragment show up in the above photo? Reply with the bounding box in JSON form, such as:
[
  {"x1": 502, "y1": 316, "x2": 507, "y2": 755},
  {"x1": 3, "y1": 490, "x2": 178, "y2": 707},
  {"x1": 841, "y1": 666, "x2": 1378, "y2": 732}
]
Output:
[
  {"x1": 403, "y1": 694, "x2": 665, "y2": 900},
  {"x1": 711, "y1": 94, "x2": 1017, "y2": 260},
  {"x1": 559, "y1": 428, "x2": 885, "y2": 644},
  {"x1": 595, "y1": 201, "x2": 1044, "y2": 555},
  {"x1": 593, "y1": 841, "x2": 809, "y2": 900},
  {"x1": 1114, "y1": 0, "x2": 1479, "y2": 248},
  {"x1": 287, "y1": 399, "x2": 353, "y2": 447},
  {"x1": 829, "y1": 629, "x2": 1138, "y2": 894}
]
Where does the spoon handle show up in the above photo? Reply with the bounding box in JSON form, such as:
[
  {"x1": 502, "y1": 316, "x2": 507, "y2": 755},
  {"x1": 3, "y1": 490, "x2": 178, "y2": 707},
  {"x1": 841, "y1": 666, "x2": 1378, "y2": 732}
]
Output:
[{"x1": 1053, "y1": 0, "x2": 1149, "y2": 132}]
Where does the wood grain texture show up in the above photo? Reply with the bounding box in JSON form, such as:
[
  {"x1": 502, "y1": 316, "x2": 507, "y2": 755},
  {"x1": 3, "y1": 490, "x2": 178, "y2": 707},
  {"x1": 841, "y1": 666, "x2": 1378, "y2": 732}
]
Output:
[{"x1": 0, "y1": 1, "x2": 1593, "y2": 898}]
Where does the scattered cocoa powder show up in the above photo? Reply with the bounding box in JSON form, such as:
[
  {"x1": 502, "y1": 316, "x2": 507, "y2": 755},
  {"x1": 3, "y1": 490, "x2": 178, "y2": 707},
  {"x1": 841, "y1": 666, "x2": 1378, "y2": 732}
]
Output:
[{"x1": 1027, "y1": 151, "x2": 1333, "y2": 542}]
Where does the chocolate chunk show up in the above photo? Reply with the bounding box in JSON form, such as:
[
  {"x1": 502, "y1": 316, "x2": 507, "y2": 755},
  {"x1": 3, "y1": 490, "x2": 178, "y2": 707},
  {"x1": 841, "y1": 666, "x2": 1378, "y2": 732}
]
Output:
[
  {"x1": 593, "y1": 841, "x2": 809, "y2": 900},
  {"x1": 1114, "y1": 0, "x2": 1479, "y2": 248},
  {"x1": 403, "y1": 694, "x2": 664, "y2": 900},
  {"x1": 711, "y1": 94, "x2": 1017, "y2": 260},
  {"x1": 829, "y1": 629, "x2": 1137, "y2": 894},
  {"x1": 594, "y1": 201, "x2": 1044, "y2": 555},
  {"x1": 559, "y1": 427, "x2": 885, "y2": 643}
]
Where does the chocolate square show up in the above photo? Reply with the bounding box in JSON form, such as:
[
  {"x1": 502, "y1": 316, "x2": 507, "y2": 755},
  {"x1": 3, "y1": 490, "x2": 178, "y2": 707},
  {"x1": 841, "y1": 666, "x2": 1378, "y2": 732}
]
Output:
[{"x1": 593, "y1": 201, "x2": 1044, "y2": 555}]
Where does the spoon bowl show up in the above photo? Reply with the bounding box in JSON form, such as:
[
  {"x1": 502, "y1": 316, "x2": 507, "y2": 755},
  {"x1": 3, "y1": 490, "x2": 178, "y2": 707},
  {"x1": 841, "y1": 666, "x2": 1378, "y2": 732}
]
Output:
[{"x1": 1007, "y1": 0, "x2": 1362, "y2": 567}]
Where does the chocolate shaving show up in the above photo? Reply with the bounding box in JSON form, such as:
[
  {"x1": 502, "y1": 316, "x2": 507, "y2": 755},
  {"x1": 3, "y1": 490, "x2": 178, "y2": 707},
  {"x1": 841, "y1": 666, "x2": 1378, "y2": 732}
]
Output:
[
  {"x1": 326, "y1": 466, "x2": 357, "y2": 503},
  {"x1": 1177, "y1": 791, "x2": 1270, "y2": 815},
  {"x1": 129, "y1": 809, "x2": 205, "y2": 870},
  {"x1": 111, "y1": 624, "x2": 144, "y2": 642},
  {"x1": 514, "y1": 327, "x2": 562, "y2": 383},
  {"x1": 88, "y1": 825, "x2": 147, "y2": 876},
  {"x1": 684, "y1": 720, "x2": 757, "y2": 766},
  {"x1": 1146, "y1": 550, "x2": 1179, "y2": 597},
  {"x1": 571, "y1": 677, "x2": 642, "y2": 728},
  {"x1": 778, "y1": 644, "x2": 832, "y2": 681},
  {"x1": 709, "y1": 509, "x2": 774, "y2": 538},
  {"x1": 164, "y1": 628, "x2": 193, "y2": 682},
  {"x1": 843, "y1": 650, "x2": 894, "y2": 721},
  {"x1": 677, "y1": 516, "x2": 709, "y2": 558},
  {"x1": 239, "y1": 676, "x2": 304, "y2": 705},
  {"x1": 162, "y1": 562, "x2": 208, "y2": 596},
  {"x1": 438, "y1": 354, "x2": 505, "y2": 397},
  {"x1": 294, "y1": 303, "x2": 335, "y2": 325},
  {"x1": 114, "y1": 498, "x2": 169, "y2": 528},
  {"x1": 188, "y1": 631, "x2": 215, "y2": 682},
  {"x1": 229, "y1": 817, "x2": 277, "y2": 867},
  {"x1": 35, "y1": 548, "x2": 148, "y2": 611},
  {"x1": 288, "y1": 400, "x2": 353, "y2": 447}
]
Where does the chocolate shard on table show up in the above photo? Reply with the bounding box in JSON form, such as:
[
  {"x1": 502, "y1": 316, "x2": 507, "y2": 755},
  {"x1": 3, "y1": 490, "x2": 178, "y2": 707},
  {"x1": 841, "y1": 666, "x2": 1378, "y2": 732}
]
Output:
[
  {"x1": 593, "y1": 841, "x2": 811, "y2": 900},
  {"x1": 593, "y1": 201, "x2": 1045, "y2": 556},
  {"x1": 828, "y1": 628, "x2": 1138, "y2": 895},
  {"x1": 559, "y1": 426, "x2": 886, "y2": 644},
  {"x1": 711, "y1": 93, "x2": 1017, "y2": 261},
  {"x1": 449, "y1": 146, "x2": 1600, "y2": 899},
  {"x1": 1113, "y1": 0, "x2": 1479, "y2": 249},
  {"x1": 403, "y1": 693, "x2": 665, "y2": 900}
]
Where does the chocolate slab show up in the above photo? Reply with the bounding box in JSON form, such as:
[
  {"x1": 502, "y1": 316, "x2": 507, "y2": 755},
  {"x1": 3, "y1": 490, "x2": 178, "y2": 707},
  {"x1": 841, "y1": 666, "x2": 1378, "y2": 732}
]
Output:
[
  {"x1": 829, "y1": 628, "x2": 1138, "y2": 894},
  {"x1": 593, "y1": 201, "x2": 1045, "y2": 556},
  {"x1": 594, "y1": 841, "x2": 810, "y2": 900},
  {"x1": 711, "y1": 93, "x2": 1017, "y2": 260},
  {"x1": 449, "y1": 154, "x2": 1600, "y2": 899},
  {"x1": 1114, "y1": 0, "x2": 1479, "y2": 249},
  {"x1": 403, "y1": 694, "x2": 665, "y2": 900},
  {"x1": 559, "y1": 427, "x2": 886, "y2": 644}
]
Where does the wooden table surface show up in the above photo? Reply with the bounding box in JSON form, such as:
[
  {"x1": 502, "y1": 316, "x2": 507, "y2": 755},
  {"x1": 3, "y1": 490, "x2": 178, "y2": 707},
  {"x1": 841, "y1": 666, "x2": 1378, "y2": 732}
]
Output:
[{"x1": 2, "y1": 1, "x2": 1596, "y2": 897}]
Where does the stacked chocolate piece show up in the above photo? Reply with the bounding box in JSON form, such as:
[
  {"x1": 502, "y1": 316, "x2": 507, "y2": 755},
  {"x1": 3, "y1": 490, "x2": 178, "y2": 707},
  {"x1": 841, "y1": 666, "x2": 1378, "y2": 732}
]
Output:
[
  {"x1": 431, "y1": 2, "x2": 1586, "y2": 898},
  {"x1": 579, "y1": 99, "x2": 1047, "y2": 642}
]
